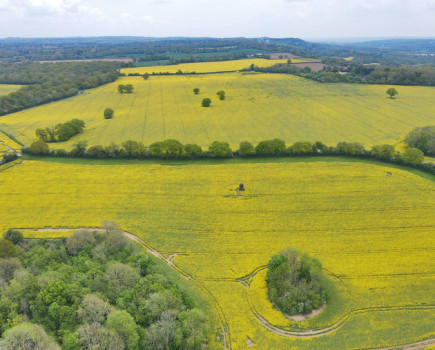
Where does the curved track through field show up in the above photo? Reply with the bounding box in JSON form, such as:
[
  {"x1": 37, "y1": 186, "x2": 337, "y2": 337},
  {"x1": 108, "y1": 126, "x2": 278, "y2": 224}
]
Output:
[{"x1": 21, "y1": 227, "x2": 435, "y2": 350}]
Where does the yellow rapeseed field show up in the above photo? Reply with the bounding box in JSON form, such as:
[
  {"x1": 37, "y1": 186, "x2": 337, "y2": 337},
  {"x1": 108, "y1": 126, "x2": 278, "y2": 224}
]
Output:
[
  {"x1": 120, "y1": 58, "x2": 302, "y2": 74},
  {"x1": 0, "y1": 132, "x2": 21, "y2": 152},
  {"x1": 0, "y1": 159, "x2": 433, "y2": 349},
  {"x1": 1, "y1": 73, "x2": 434, "y2": 151}
]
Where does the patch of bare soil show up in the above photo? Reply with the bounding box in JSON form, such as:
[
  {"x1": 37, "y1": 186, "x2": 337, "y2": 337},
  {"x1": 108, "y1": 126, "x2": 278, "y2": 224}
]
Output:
[
  {"x1": 247, "y1": 336, "x2": 256, "y2": 347},
  {"x1": 286, "y1": 302, "x2": 327, "y2": 321},
  {"x1": 291, "y1": 62, "x2": 325, "y2": 72}
]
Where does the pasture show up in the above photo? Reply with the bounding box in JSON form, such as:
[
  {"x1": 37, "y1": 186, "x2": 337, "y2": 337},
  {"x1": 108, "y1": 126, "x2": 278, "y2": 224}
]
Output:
[
  {"x1": 0, "y1": 72, "x2": 434, "y2": 151},
  {"x1": 0, "y1": 84, "x2": 22, "y2": 96},
  {"x1": 0, "y1": 158, "x2": 433, "y2": 349}
]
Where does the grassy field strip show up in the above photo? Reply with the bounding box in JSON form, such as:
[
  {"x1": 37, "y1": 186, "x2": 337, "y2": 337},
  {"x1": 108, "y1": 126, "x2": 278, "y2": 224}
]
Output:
[
  {"x1": 0, "y1": 84, "x2": 23, "y2": 96},
  {"x1": 0, "y1": 159, "x2": 433, "y2": 348}
]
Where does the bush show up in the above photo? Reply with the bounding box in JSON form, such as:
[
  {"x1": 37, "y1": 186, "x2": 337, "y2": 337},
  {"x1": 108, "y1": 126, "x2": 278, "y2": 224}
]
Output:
[
  {"x1": 401, "y1": 147, "x2": 424, "y2": 165},
  {"x1": 184, "y1": 144, "x2": 203, "y2": 158},
  {"x1": 208, "y1": 141, "x2": 232, "y2": 158},
  {"x1": 287, "y1": 141, "x2": 313, "y2": 155},
  {"x1": 3, "y1": 229, "x2": 23, "y2": 245},
  {"x1": 217, "y1": 90, "x2": 225, "y2": 100},
  {"x1": 193, "y1": 88, "x2": 199, "y2": 95},
  {"x1": 239, "y1": 141, "x2": 256, "y2": 157},
  {"x1": 371, "y1": 144, "x2": 395, "y2": 161},
  {"x1": 2, "y1": 152, "x2": 18, "y2": 164},
  {"x1": 255, "y1": 139, "x2": 286, "y2": 156},
  {"x1": 404, "y1": 126, "x2": 435, "y2": 156},
  {"x1": 104, "y1": 108, "x2": 114, "y2": 119},
  {"x1": 266, "y1": 249, "x2": 327, "y2": 315},
  {"x1": 30, "y1": 140, "x2": 50, "y2": 155},
  {"x1": 201, "y1": 98, "x2": 211, "y2": 107}
]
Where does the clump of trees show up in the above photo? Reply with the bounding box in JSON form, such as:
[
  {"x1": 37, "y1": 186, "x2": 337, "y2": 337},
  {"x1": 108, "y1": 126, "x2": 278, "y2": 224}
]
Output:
[
  {"x1": 0, "y1": 224, "x2": 210, "y2": 349},
  {"x1": 404, "y1": 126, "x2": 435, "y2": 156},
  {"x1": 35, "y1": 119, "x2": 85, "y2": 142},
  {"x1": 117, "y1": 84, "x2": 134, "y2": 93},
  {"x1": 216, "y1": 90, "x2": 225, "y2": 100},
  {"x1": 104, "y1": 108, "x2": 114, "y2": 119},
  {"x1": 202, "y1": 98, "x2": 211, "y2": 107},
  {"x1": 266, "y1": 249, "x2": 327, "y2": 315}
]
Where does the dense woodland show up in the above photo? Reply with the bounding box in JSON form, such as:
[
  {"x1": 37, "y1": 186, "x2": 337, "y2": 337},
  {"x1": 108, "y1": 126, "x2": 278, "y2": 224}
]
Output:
[
  {"x1": 0, "y1": 226, "x2": 209, "y2": 349},
  {"x1": 0, "y1": 62, "x2": 122, "y2": 115}
]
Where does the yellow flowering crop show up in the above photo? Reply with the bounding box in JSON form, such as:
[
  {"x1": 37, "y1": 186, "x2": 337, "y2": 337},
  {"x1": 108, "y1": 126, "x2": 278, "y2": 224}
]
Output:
[
  {"x1": 0, "y1": 159, "x2": 433, "y2": 348},
  {"x1": 1, "y1": 73, "x2": 434, "y2": 150},
  {"x1": 0, "y1": 84, "x2": 22, "y2": 96}
]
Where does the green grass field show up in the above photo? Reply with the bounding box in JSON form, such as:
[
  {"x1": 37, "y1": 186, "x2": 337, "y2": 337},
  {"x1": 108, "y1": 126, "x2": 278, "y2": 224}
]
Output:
[
  {"x1": 0, "y1": 73, "x2": 433, "y2": 151},
  {"x1": 0, "y1": 84, "x2": 22, "y2": 96},
  {"x1": 0, "y1": 158, "x2": 433, "y2": 349}
]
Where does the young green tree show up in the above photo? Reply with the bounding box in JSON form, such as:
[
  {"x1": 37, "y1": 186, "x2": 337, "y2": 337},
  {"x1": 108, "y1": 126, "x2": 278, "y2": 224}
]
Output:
[
  {"x1": 386, "y1": 87, "x2": 398, "y2": 99},
  {"x1": 124, "y1": 84, "x2": 134, "y2": 93},
  {"x1": 117, "y1": 84, "x2": 125, "y2": 93},
  {"x1": 104, "y1": 108, "x2": 114, "y2": 119},
  {"x1": 3, "y1": 229, "x2": 23, "y2": 245},
  {"x1": 208, "y1": 141, "x2": 232, "y2": 158},
  {"x1": 29, "y1": 140, "x2": 50, "y2": 155},
  {"x1": 201, "y1": 98, "x2": 211, "y2": 107},
  {"x1": 401, "y1": 147, "x2": 424, "y2": 165},
  {"x1": 193, "y1": 88, "x2": 200, "y2": 95},
  {"x1": 239, "y1": 141, "x2": 256, "y2": 157}
]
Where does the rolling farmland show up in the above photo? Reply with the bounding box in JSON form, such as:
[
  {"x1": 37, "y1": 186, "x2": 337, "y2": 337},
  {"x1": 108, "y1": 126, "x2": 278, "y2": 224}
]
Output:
[
  {"x1": 0, "y1": 158, "x2": 433, "y2": 349},
  {"x1": 0, "y1": 72, "x2": 434, "y2": 150}
]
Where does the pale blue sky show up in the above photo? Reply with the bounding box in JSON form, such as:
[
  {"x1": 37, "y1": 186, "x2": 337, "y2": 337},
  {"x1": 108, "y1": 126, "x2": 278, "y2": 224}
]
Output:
[{"x1": 0, "y1": 0, "x2": 434, "y2": 39}]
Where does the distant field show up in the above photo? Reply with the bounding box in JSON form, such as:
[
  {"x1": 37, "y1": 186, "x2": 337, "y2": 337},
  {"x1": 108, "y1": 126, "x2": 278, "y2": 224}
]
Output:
[
  {"x1": 121, "y1": 58, "x2": 310, "y2": 74},
  {"x1": 1, "y1": 72, "x2": 434, "y2": 150},
  {"x1": 0, "y1": 132, "x2": 21, "y2": 152},
  {"x1": 0, "y1": 159, "x2": 433, "y2": 349},
  {"x1": 0, "y1": 84, "x2": 22, "y2": 96}
]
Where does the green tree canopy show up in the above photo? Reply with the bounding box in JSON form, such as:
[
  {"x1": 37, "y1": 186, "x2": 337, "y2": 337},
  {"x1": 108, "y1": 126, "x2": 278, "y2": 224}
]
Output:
[
  {"x1": 401, "y1": 147, "x2": 424, "y2": 165},
  {"x1": 239, "y1": 141, "x2": 256, "y2": 157},
  {"x1": 104, "y1": 107, "x2": 114, "y2": 119},
  {"x1": 201, "y1": 98, "x2": 211, "y2": 107},
  {"x1": 386, "y1": 87, "x2": 398, "y2": 98},
  {"x1": 208, "y1": 141, "x2": 232, "y2": 158}
]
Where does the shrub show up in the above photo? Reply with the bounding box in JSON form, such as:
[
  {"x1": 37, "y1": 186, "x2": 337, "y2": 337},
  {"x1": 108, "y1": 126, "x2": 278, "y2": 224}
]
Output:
[
  {"x1": 3, "y1": 229, "x2": 23, "y2": 245},
  {"x1": 104, "y1": 108, "x2": 114, "y2": 119},
  {"x1": 201, "y1": 98, "x2": 211, "y2": 107},
  {"x1": 208, "y1": 141, "x2": 232, "y2": 158},
  {"x1": 193, "y1": 88, "x2": 199, "y2": 95},
  {"x1": 255, "y1": 139, "x2": 286, "y2": 156},
  {"x1": 401, "y1": 147, "x2": 424, "y2": 165},
  {"x1": 287, "y1": 141, "x2": 313, "y2": 155},
  {"x1": 404, "y1": 126, "x2": 435, "y2": 156},
  {"x1": 239, "y1": 141, "x2": 256, "y2": 157},
  {"x1": 30, "y1": 140, "x2": 50, "y2": 155},
  {"x1": 184, "y1": 144, "x2": 203, "y2": 158}
]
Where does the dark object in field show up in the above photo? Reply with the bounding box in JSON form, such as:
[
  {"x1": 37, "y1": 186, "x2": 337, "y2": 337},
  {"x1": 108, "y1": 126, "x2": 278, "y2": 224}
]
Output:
[
  {"x1": 387, "y1": 172, "x2": 392, "y2": 177},
  {"x1": 239, "y1": 184, "x2": 245, "y2": 191}
]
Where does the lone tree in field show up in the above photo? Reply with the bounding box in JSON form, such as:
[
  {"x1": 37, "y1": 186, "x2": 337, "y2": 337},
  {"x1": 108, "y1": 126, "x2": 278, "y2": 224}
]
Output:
[
  {"x1": 125, "y1": 84, "x2": 134, "y2": 93},
  {"x1": 142, "y1": 73, "x2": 150, "y2": 80},
  {"x1": 217, "y1": 90, "x2": 225, "y2": 100},
  {"x1": 117, "y1": 84, "x2": 125, "y2": 93},
  {"x1": 202, "y1": 98, "x2": 211, "y2": 107},
  {"x1": 193, "y1": 88, "x2": 200, "y2": 95},
  {"x1": 104, "y1": 108, "x2": 114, "y2": 119},
  {"x1": 386, "y1": 88, "x2": 398, "y2": 99}
]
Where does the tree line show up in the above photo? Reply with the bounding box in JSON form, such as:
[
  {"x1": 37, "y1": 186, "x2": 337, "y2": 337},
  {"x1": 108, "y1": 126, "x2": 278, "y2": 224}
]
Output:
[
  {"x1": 18, "y1": 137, "x2": 434, "y2": 175},
  {"x1": 0, "y1": 62, "x2": 122, "y2": 115},
  {"x1": 0, "y1": 223, "x2": 209, "y2": 349},
  {"x1": 248, "y1": 61, "x2": 435, "y2": 86}
]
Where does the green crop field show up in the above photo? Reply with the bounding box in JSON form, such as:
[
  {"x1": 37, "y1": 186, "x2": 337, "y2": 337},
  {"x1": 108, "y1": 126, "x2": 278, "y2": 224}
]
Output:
[
  {"x1": 0, "y1": 158, "x2": 433, "y2": 349},
  {"x1": 0, "y1": 84, "x2": 22, "y2": 96},
  {"x1": 0, "y1": 72, "x2": 433, "y2": 150}
]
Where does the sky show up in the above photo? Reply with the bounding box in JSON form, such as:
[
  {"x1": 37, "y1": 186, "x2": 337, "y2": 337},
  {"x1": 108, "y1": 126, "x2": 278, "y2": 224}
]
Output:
[{"x1": 0, "y1": 0, "x2": 434, "y2": 39}]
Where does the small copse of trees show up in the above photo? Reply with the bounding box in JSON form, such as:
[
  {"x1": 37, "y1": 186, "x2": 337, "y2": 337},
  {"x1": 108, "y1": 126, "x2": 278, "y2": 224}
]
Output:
[
  {"x1": 216, "y1": 90, "x2": 225, "y2": 100},
  {"x1": 117, "y1": 84, "x2": 134, "y2": 93},
  {"x1": 104, "y1": 108, "x2": 114, "y2": 119},
  {"x1": 266, "y1": 249, "x2": 327, "y2": 315},
  {"x1": 35, "y1": 119, "x2": 85, "y2": 142}
]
